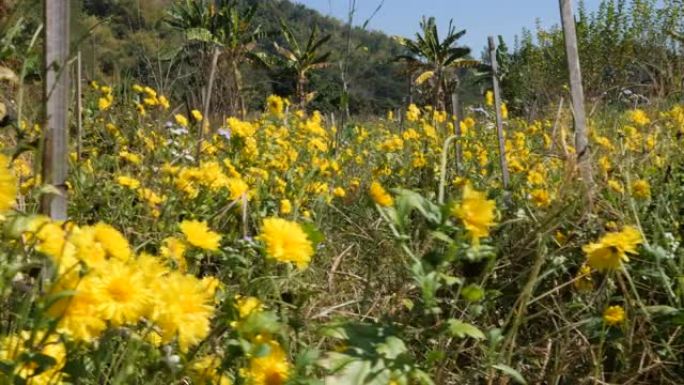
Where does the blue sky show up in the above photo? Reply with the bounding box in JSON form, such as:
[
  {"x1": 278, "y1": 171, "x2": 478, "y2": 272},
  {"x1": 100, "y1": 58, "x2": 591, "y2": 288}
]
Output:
[{"x1": 292, "y1": 0, "x2": 603, "y2": 51}]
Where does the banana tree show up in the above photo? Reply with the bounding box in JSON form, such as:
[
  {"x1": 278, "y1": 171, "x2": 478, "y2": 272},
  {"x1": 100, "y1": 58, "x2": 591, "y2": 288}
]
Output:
[
  {"x1": 396, "y1": 17, "x2": 479, "y2": 110},
  {"x1": 167, "y1": 0, "x2": 261, "y2": 117},
  {"x1": 264, "y1": 21, "x2": 332, "y2": 108}
]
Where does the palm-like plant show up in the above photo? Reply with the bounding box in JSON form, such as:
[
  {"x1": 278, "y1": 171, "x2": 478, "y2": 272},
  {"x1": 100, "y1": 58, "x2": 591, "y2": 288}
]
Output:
[
  {"x1": 397, "y1": 17, "x2": 479, "y2": 109},
  {"x1": 167, "y1": 0, "x2": 261, "y2": 116},
  {"x1": 265, "y1": 21, "x2": 332, "y2": 108}
]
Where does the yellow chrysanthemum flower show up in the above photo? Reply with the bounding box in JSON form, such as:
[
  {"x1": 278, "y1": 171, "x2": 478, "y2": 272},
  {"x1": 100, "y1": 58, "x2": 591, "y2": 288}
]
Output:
[
  {"x1": 406, "y1": 103, "x2": 420, "y2": 122},
  {"x1": 452, "y1": 183, "x2": 496, "y2": 243},
  {"x1": 603, "y1": 305, "x2": 626, "y2": 326},
  {"x1": 530, "y1": 188, "x2": 551, "y2": 207},
  {"x1": 631, "y1": 179, "x2": 651, "y2": 199},
  {"x1": 93, "y1": 222, "x2": 132, "y2": 262},
  {"x1": 227, "y1": 177, "x2": 249, "y2": 201},
  {"x1": 627, "y1": 109, "x2": 650, "y2": 126},
  {"x1": 280, "y1": 199, "x2": 292, "y2": 214},
  {"x1": 501, "y1": 103, "x2": 509, "y2": 119},
  {"x1": 180, "y1": 220, "x2": 222, "y2": 251},
  {"x1": 235, "y1": 295, "x2": 263, "y2": 318},
  {"x1": 258, "y1": 217, "x2": 314, "y2": 270},
  {"x1": 485, "y1": 90, "x2": 494, "y2": 106},
  {"x1": 175, "y1": 114, "x2": 189, "y2": 127},
  {"x1": 48, "y1": 272, "x2": 107, "y2": 341},
  {"x1": 68, "y1": 225, "x2": 108, "y2": 269},
  {"x1": 333, "y1": 187, "x2": 346, "y2": 198},
  {"x1": 158, "y1": 95, "x2": 170, "y2": 109},
  {"x1": 267, "y1": 95, "x2": 285, "y2": 118},
  {"x1": 98, "y1": 96, "x2": 113, "y2": 111},
  {"x1": 118, "y1": 150, "x2": 142, "y2": 165},
  {"x1": 116, "y1": 175, "x2": 141, "y2": 190},
  {"x1": 150, "y1": 272, "x2": 215, "y2": 351},
  {"x1": 191, "y1": 109, "x2": 203, "y2": 122},
  {"x1": 573, "y1": 263, "x2": 593, "y2": 292},
  {"x1": 0, "y1": 154, "x2": 17, "y2": 213},
  {"x1": 608, "y1": 179, "x2": 624, "y2": 194},
  {"x1": 161, "y1": 236, "x2": 188, "y2": 271},
  {"x1": 582, "y1": 226, "x2": 643, "y2": 271},
  {"x1": 242, "y1": 340, "x2": 291, "y2": 385},
  {"x1": 190, "y1": 354, "x2": 231, "y2": 385},
  {"x1": 0, "y1": 331, "x2": 66, "y2": 384},
  {"x1": 92, "y1": 259, "x2": 150, "y2": 326},
  {"x1": 369, "y1": 181, "x2": 393, "y2": 207}
]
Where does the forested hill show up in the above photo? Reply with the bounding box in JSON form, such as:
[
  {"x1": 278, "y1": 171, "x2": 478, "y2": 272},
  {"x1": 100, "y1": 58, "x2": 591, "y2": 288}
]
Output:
[{"x1": 72, "y1": 0, "x2": 409, "y2": 114}]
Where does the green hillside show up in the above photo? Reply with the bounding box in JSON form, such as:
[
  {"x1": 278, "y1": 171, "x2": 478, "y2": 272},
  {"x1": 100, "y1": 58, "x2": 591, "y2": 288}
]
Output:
[{"x1": 70, "y1": 0, "x2": 409, "y2": 114}]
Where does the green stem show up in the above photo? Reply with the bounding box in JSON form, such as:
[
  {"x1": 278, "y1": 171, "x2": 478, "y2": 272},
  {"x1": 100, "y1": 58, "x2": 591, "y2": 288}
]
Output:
[{"x1": 438, "y1": 134, "x2": 459, "y2": 205}]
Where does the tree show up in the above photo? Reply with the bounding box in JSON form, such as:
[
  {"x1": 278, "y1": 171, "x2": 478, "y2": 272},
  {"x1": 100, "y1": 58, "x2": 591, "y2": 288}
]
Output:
[
  {"x1": 258, "y1": 20, "x2": 332, "y2": 108},
  {"x1": 167, "y1": 0, "x2": 262, "y2": 117},
  {"x1": 396, "y1": 17, "x2": 478, "y2": 110}
]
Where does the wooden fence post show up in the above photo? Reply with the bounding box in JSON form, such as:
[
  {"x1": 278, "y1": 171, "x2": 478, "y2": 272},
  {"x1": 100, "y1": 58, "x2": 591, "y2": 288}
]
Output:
[
  {"x1": 76, "y1": 51, "x2": 82, "y2": 162},
  {"x1": 42, "y1": 0, "x2": 70, "y2": 220},
  {"x1": 559, "y1": 0, "x2": 593, "y2": 189},
  {"x1": 488, "y1": 36, "x2": 510, "y2": 190},
  {"x1": 451, "y1": 91, "x2": 462, "y2": 173},
  {"x1": 197, "y1": 46, "x2": 220, "y2": 164}
]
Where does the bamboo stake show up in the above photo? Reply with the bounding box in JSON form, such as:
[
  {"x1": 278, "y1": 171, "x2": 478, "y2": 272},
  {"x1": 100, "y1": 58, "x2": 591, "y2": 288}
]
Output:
[
  {"x1": 559, "y1": 0, "x2": 593, "y2": 190},
  {"x1": 76, "y1": 51, "x2": 83, "y2": 162},
  {"x1": 41, "y1": 0, "x2": 70, "y2": 220},
  {"x1": 451, "y1": 91, "x2": 462, "y2": 173},
  {"x1": 488, "y1": 36, "x2": 510, "y2": 190},
  {"x1": 198, "y1": 46, "x2": 220, "y2": 164}
]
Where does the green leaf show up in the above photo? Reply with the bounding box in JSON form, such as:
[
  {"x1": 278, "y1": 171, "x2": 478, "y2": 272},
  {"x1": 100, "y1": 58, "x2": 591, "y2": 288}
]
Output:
[
  {"x1": 401, "y1": 299, "x2": 414, "y2": 311},
  {"x1": 318, "y1": 351, "x2": 357, "y2": 373},
  {"x1": 642, "y1": 244, "x2": 673, "y2": 261},
  {"x1": 185, "y1": 28, "x2": 222, "y2": 45},
  {"x1": 492, "y1": 364, "x2": 528, "y2": 385},
  {"x1": 487, "y1": 328, "x2": 504, "y2": 348},
  {"x1": 394, "y1": 189, "x2": 442, "y2": 229},
  {"x1": 251, "y1": 342, "x2": 272, "y2": 358},
  {"x1": 61, "y1": 357, "x2": 89, "y2": 380},
  {"x1": 295, "y1": 348, "x2": 321, "y2": 368},
  {"x1": 440, "y1": 274, "x2": 463, "y2": 286},
  {"x1": 430, "y1": 231, "x2": 454, "y2": 244},
  {"x1": 411, "y1": 369, "x2": 436, "y2": 385},
  {"x1": 41, "y1": 290, "x2": 77, "y2": 311},
  {"x1": 461, "y1": 284, "x2": 485, "y2": 302},
  {"x1": 18, "y1": 352, "x2": 56, "y2": 375},
  {"x1": 321, "y1": 358, "x2": 374, "y2": 385},
  {"x1": 375, "y1": 336, "x2": 407, "y2": 359},
  {"x1": 447, "y1": 320, "x2": 485, "y2": 340},
  {"x1": 0, "y1": 360, "x2": 14, "y2": 375},
  {"x1": 301, "y1": 223, "x2": 325, "y2": 247},
  {"x1": 426, "y1": 350, "x2": 445, "y2": 365},
  {"x1": 239, "y1": 310, "x2": 281, "y2": 335},
  {"x1": 644, "y1": 305, "x2": 679, "y2": 315},
  {"x1": 38, "y1": 184, "x2": 64, "y2": 197}
]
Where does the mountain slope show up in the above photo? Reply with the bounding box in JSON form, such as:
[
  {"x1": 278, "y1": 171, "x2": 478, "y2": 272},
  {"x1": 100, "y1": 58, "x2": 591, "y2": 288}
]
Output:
[{"x1": 70, "y1": 0, "x2": 408, "y2": 114}]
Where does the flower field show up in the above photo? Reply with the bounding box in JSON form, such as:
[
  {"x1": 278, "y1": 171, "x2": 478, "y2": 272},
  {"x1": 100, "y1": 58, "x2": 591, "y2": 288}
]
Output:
[
  {"x1": 0, "y1": 81, "x2": 683, "y2": 384},
  {"x1": 2, "y1": 0, "x2": 684, "y2": 383}
]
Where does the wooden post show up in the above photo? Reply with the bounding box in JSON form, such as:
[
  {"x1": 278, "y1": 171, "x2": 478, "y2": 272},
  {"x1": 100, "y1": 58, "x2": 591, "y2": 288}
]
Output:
[
  {"x1": 76, "y1": 51, "x2": 83, "y2": 162},
  {"x1": 488, "y1": 36, "x2": 510, "y2": 190},
  {"x1": 90, "y1": 37, "x2": 96, "y2": 80},
  {"x1": 42, "y1": 0, "x2": 70, "y2": 220},
  {"x1": 559, "y1": 0, "x2": 593, "y2": 187},
  {"x1": 451, "y1": 91, "x2": 462, "y2": 173},
  {"x1": 197, "y1": 46, "x2": 220, "y2": 164}
]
